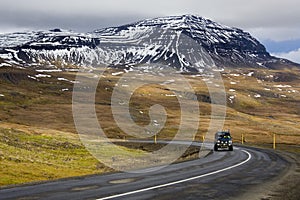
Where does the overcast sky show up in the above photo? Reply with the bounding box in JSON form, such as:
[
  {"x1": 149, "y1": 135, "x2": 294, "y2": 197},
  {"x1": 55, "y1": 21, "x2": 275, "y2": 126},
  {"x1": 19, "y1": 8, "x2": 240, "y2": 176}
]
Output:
[{"x1": 1, "y1": 0, "x2": 299, "y2": 63}]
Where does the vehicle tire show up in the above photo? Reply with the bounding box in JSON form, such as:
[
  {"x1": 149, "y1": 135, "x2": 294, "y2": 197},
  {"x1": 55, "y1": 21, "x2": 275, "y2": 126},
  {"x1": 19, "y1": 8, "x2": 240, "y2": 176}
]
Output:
[
  {"x1": 214, "y1": 144, "x2": 218, "y2": 151},
  {"x1": 229, "y1": 146, "x2": 233, "y2": 151}
]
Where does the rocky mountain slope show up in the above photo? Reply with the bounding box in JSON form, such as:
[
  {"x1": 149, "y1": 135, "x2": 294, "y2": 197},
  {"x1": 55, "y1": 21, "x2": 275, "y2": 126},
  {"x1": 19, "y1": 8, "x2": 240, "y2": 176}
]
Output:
[{"x1": 0, "y1": 15, "x2": 298, "y2": 72}]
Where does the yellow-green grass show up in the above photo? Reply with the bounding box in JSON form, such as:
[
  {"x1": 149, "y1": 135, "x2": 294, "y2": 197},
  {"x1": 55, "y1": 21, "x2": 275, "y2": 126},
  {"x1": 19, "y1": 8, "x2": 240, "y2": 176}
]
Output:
[
  {"x1": 0, "y1": 127, "x2": 106, "y2": 186},
  {"x1": 0, "y1": 124, "x2": 152, "y2": 186}
]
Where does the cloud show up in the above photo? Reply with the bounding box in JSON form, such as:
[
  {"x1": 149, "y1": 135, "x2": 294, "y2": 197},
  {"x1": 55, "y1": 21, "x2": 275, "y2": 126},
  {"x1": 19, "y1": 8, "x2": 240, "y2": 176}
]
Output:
[
  {"x1": 247, "y1": 27, "x2": 300, "y2": 42},
  {"x1": 272, "y1": 48, "x2": 300, "y2": 64},
  {"x1": 0, "y1": 9, "x2": 146, "y2": 32}
]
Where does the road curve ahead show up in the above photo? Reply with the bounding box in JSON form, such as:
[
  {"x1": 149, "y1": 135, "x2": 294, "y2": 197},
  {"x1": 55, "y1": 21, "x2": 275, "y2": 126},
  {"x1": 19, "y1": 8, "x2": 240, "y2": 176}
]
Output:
[{"x1": 0, "y1": 144, "x2": 291, "y2": 200}]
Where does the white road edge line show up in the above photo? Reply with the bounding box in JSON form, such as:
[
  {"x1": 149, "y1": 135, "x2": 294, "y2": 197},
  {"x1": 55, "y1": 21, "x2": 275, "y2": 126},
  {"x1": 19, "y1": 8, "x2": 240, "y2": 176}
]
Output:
[{"x1": 97, "y1": 150, "x2": 252, "y2": 200}]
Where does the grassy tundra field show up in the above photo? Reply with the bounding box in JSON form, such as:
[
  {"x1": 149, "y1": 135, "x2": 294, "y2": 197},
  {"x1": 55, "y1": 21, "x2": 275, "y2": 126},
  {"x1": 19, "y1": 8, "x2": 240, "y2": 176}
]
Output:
[{"x1": 0, "y1": 66, "x2": 299, "y2": 186}]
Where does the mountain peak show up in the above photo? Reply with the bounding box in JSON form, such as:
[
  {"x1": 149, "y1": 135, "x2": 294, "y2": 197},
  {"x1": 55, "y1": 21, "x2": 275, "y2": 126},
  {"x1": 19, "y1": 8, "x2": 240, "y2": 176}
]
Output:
[
  {"x1": 130, "y1": 14, "x2": 232, "y2": 30},
  {"x1": 93, "y1": 14, "x2": 231, "y2": 35},
  {"x1": 93, "y1": 15, "x2": 271, "y2": 68}
]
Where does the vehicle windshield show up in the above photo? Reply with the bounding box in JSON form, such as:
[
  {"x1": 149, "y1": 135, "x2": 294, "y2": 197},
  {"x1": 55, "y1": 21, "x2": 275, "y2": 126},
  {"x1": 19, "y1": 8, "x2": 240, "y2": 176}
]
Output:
[{"x1": 217, "y1": 132, "x2": 231, "y2": 139}]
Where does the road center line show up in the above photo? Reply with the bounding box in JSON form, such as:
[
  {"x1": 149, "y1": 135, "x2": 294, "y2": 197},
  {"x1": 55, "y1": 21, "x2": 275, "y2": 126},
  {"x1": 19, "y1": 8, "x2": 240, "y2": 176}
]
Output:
[{"x1": 97, "y1": 150, "x2": 252, "y2": 200}]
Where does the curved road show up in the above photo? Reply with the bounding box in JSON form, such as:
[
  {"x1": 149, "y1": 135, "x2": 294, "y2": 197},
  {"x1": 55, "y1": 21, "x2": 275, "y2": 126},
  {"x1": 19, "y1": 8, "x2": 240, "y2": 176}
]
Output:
[{"x1": 0, "y1": 143, "x2": 291, "y2": 200}]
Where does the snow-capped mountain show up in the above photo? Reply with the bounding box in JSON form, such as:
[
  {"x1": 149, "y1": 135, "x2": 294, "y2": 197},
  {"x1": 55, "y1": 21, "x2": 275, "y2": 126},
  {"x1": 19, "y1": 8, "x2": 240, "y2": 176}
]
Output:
[{"x1": 0, "y1": 15, "x2": 297, "y2": 72}]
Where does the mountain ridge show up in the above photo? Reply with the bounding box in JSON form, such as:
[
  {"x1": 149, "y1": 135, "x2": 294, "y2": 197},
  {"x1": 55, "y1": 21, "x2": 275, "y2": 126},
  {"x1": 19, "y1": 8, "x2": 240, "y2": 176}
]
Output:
[{"x1": 0, "y1": 15, "x2": 299, "y2": 71}]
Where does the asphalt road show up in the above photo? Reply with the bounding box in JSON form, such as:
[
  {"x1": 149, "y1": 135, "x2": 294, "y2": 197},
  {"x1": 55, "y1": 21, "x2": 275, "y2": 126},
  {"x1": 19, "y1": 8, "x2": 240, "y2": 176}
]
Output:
[{"x1": 0, "y1": 143, "x2": 291, "y2": 200}]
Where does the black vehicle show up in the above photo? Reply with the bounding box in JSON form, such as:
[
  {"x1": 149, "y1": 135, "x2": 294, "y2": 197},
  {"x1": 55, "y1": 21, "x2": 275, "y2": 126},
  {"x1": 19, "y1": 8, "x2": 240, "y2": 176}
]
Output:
[{"x1": 214, "y1": 131, "x2": 233, "y2": 151}]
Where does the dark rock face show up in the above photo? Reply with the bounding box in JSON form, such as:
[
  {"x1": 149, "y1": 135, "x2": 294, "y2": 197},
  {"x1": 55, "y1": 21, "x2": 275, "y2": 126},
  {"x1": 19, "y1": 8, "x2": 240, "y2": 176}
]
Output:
[{"x1": 0, "y1": 15, "x2": 298, "y2": 71}]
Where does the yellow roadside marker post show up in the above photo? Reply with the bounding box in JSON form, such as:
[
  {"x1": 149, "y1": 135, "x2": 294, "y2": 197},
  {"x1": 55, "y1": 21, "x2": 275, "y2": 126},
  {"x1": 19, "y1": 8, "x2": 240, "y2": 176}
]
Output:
[
  {"x1": 241, "y1": 134, "x2": 244, "y2": 144},
  {"x1": 273, "y1": 134, "x2": 276, "y2": 150}
]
